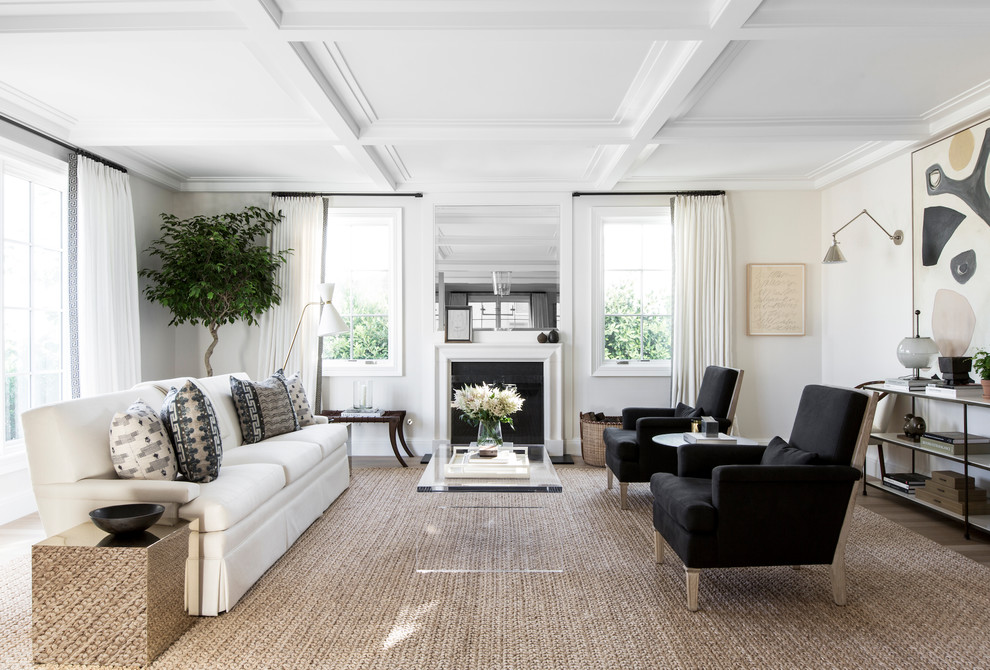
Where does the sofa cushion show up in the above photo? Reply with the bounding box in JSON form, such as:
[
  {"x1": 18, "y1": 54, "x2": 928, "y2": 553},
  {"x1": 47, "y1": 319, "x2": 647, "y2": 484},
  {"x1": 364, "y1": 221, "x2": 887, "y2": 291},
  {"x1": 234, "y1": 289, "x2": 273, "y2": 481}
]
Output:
[
  {"x1": 109, "y1": 399, "x2": 177, "y2": 480},
  {"x1": 261, "y1": 423, "x2": 349, "y2": 459},
  {"x1": 161, "y1": 380, "x2": 224, "y2": 483},
  {"x1": 222, "y1": 441, "x2": 323, "y2": 484},
  {"x1": 674, "y1": 402, "x2": 704, "y2": 418},
  {"x1": 275, "y1": 369, "x2": 317, "y2": 427},
  {"x1": 761, "y1": 436, "x2": 819, "y2": 465},
  {"x1": 179, "y1": 463, "x2": 286, "y2": 532},
  {"x1": 230, "y1": 374, "x2": 300, "y2": 444}
]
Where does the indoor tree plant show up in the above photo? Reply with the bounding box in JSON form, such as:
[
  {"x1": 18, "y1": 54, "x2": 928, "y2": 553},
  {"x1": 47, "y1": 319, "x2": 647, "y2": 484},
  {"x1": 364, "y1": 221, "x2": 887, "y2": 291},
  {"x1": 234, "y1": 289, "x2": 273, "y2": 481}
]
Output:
[
  {"x1": 140, "y1": 206, "x2": 290, "y2": 376},
  {"x1": 972, "y1": 348, "x2": 990, "y2": 399}
]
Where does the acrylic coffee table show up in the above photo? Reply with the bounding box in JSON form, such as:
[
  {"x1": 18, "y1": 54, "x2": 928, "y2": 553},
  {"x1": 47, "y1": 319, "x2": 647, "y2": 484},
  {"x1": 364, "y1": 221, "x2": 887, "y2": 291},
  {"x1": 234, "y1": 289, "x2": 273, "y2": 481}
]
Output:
[{"x1": 415, "y1": 442, "x2": 565, "y2": 573}]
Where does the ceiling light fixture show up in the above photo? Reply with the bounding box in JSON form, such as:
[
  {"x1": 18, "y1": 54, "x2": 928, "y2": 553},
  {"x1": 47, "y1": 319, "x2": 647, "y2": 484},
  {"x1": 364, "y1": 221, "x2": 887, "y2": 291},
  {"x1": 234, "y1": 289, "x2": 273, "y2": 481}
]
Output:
[
  {"x1": 493, "y1": 271, "x2": 511, "y2": 296},
  {"x1": 822, "y1": 209, "x2": 903, "y2": 264}
]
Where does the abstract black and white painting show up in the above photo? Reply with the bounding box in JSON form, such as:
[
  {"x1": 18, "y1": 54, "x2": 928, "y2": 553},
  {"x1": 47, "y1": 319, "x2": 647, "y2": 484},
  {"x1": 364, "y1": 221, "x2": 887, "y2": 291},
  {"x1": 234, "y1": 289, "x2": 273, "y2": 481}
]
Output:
[{"x1": 912, "y1": 117, "x2": 990, "y2": 356}]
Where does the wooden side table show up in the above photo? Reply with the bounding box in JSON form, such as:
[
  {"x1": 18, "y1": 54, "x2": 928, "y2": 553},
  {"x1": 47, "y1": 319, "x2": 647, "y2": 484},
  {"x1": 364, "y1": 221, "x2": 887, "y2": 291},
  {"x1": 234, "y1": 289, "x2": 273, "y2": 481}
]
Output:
[
  {"x1": 32, "y1": 520, "x2": 193, "y2": 666},
  {"x1": 321, "y1": 410, "x2": 414, "y2": 467}
]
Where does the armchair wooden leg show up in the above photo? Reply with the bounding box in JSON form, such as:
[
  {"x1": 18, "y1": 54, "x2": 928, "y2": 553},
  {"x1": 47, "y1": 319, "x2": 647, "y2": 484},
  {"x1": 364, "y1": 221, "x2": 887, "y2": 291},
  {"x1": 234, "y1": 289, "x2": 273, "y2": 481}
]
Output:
[
  {"x1": 620, "y1": 482, "x2": 629, "y2": 510},
  {"x1": 607, "y1": 468, "x2": 613, "y2": 490},
  {"x1": 685, "y1": 568, "x2": 700, "y2": 612},
  {"x1": 654, "y1": 530, "x2": 664, "y2": 564},
  {"x1": 831, "y1": 558, "x2": 847, "y2": 606}
]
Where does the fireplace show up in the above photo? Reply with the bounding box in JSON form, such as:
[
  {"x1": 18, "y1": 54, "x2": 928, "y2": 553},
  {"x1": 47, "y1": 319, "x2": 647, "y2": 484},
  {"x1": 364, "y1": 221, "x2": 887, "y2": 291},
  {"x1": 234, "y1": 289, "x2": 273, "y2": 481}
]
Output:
[{"x1": 450, "y1": 361, "x2": 544, "y2": 445}]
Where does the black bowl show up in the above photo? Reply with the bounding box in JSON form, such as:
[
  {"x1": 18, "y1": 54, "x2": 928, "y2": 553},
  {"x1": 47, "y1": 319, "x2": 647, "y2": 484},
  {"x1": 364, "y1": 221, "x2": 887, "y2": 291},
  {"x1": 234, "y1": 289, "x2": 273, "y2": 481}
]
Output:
[{"x1": 89, "y1": 503, "x2": 165, "y2": 535}]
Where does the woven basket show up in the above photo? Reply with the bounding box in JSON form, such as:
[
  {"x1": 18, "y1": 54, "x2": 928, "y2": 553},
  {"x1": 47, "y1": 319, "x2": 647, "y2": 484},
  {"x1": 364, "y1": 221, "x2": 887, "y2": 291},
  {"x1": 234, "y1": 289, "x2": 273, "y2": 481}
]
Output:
[{"x1": 580, "y1": 412, "x2": 622, "y2": 467}]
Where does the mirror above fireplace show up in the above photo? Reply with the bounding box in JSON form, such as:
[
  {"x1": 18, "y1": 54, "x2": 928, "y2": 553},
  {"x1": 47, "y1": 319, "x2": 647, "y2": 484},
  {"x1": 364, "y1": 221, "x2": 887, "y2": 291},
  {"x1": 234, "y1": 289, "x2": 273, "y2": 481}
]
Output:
[{"x1": 434, "y1": 204, "x2": 560, "y2": 331}]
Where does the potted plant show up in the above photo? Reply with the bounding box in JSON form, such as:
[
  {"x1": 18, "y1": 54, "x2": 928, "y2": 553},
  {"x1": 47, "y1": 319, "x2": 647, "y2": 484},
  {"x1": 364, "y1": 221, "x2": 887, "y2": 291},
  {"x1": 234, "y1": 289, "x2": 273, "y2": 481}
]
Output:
[
  {"x1": 973, "y1": 349, "x2": 990, "y2": 399},
  {"x1": 451, "y1": 382, "x2": 524, "y2": 456},
  {"x1": 140, "y1": 206, "x2": 290, "y2": 376}
]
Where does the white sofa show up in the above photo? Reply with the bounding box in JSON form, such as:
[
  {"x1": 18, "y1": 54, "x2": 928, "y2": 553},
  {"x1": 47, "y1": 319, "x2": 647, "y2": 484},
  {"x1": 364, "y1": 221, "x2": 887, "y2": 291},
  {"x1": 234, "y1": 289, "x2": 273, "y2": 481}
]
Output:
[{"x1": 22, "y1": 372, "x2": 350, "y2": 616}]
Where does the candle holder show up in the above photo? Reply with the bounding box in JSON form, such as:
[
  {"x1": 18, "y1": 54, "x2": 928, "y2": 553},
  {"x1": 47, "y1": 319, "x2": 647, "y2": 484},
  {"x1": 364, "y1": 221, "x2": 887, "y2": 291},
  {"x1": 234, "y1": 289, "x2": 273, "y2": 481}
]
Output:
[{"x1": 352, "y1": 381, "x2": 373, "y2": 411}]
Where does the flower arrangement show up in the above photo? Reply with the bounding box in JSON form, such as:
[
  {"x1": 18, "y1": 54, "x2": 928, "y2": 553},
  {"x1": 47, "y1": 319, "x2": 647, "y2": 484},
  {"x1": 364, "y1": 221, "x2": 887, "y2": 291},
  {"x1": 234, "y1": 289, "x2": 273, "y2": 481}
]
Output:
[{"x1": 452, "y1": 382, "x2": 524, "y2": 427}]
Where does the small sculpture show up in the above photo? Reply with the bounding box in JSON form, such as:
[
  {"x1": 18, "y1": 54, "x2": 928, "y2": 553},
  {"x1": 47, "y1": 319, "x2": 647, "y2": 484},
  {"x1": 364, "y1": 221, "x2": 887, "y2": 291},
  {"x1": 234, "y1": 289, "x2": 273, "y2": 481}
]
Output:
[
  {"x1": 547, "y1": 329, "x2": 560, "y2": 343},
  {"x1": 903, "y1": 413, "x2": 926, "y2": 441},
  {"x1": 537, "y1": 332, "x2": 548, "y2": 343}
]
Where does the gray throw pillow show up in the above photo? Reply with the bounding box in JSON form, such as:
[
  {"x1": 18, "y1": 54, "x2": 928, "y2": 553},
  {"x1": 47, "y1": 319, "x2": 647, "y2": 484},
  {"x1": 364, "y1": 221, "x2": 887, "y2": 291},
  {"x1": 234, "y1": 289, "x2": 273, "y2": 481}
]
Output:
[
  {"x1": 275, "y1": 369, "x2": 317, "y2": 427},
  {"x1": 109, "y1": 399, "x2": 177, "y2": 480},
  {"x1": 161, "y1": 380, "x2": 223, "y2": 483},
  {"x1": 230, "y1": 374, "x2": 300, "y2": 444},
  {"x1": 674, "y1": 402, "x2": 704, "y2": 418},
  {"x1": 761, "y1": 436, "x2": 819, "y2": 465}
]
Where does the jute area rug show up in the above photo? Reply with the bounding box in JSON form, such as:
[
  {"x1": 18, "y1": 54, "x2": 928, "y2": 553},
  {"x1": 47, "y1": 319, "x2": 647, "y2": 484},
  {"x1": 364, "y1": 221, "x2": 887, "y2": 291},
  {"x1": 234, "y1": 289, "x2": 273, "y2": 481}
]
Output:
[{"x1": 3, "y1": 466, "x2": 990, "y2": 669}]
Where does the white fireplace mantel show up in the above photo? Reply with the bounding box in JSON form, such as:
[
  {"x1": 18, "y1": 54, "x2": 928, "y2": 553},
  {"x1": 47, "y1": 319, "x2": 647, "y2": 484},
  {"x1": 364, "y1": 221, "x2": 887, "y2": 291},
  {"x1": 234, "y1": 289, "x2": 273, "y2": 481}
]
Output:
[{"x1": 435, "y1": 343, "x2": 563, "y2": 453}]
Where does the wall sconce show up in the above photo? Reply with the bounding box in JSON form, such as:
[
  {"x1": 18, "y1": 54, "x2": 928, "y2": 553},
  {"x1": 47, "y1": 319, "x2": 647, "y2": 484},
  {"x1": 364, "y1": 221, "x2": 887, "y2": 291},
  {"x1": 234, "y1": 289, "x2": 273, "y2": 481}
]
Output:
[
  {"x1": 493, "y1": 271, "x2": 511, "y2": 296},
  {"x1": 822, "y1": 209, "x2": 904, "y2": 264}
]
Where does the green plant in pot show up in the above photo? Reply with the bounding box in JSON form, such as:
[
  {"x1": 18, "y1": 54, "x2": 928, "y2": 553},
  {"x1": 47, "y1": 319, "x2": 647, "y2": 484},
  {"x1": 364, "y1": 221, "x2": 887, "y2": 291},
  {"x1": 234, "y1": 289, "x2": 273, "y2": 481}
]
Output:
[
  {"x1": 973, "y1": 348, "x2": 990, "y2": 399},
  {"x1": 139, "y1": 206, "x2": 290, "y2": 376}
]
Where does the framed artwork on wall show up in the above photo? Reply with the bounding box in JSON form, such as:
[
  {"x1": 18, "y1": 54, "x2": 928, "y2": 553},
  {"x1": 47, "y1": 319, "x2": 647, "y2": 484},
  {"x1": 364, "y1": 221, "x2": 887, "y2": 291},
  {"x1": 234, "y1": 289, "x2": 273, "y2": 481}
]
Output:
[
  {"x1": 444, "y1": 306, "x2": 473, "y2": 343},
  {"x1": 912, "y1": 117, "x2": 990, "y2": 357},
  {"x1": 746, "y1": 263, "x2": 805, "y2": 336}
]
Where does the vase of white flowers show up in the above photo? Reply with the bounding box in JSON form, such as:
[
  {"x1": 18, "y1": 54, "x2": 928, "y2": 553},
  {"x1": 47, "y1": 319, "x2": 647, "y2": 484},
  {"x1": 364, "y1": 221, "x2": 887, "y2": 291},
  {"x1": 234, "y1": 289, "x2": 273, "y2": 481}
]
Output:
[{"x1": 452, "y1": 382, "x2": 524, "y2": 450}]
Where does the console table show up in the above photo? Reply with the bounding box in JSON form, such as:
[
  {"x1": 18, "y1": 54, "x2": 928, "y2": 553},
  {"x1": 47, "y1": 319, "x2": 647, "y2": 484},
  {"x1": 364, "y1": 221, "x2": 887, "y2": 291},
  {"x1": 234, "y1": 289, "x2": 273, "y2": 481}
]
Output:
[{"x1": 321, "y1": 410, "x2": 414, "y2": 467}]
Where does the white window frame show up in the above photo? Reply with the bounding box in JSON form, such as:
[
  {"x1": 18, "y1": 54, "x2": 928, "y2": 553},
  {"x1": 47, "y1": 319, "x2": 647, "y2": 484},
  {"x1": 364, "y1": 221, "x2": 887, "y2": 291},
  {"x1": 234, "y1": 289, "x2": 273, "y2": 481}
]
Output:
[
  {"x1": 0, "y1": 141, "x2": 69, "y2": 466},
  {"x1": 591, "y1": 205, "x2": 672, "y2": 377},
  {"x1": 321, "y1": 207, "x2": 403, "y2": 377}
]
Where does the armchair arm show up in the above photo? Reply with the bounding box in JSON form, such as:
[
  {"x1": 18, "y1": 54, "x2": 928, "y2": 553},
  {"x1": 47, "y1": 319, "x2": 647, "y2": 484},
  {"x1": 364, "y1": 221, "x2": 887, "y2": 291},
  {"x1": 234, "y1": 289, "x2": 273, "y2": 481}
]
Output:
[
  {"x1": 621, "y1": 407, "x2": 674, "y2": 430},
  {"x1": 36, "y1": 478, "x2": 201, "y2": 503},
  {"x1": 635, "y1": 416, "x2": 697, "y2": 446},
  {"x1": 677, "y1": 444, "x2": 767, "y2": 478}
]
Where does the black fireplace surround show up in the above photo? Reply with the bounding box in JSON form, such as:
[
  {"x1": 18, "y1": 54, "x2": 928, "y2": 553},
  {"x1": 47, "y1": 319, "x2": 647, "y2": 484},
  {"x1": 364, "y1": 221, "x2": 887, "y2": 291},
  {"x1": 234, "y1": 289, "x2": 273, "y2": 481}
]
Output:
[{"x1": 450, "y1": 361, "x2": 544, "y2": 445}]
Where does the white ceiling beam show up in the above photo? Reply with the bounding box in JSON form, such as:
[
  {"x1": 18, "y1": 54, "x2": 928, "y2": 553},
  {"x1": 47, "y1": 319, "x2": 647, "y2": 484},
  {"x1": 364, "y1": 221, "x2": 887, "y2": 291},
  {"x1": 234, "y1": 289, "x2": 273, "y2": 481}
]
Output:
[
  {"x1": 360, "y1": 122, "x2": 631, "y2": 144},
  {"x1": 70, "y1": 120, "x2": 339, "y2": 146},
  {"x1": 656, "y1": 118, "x2": 931, "y2": 143}
]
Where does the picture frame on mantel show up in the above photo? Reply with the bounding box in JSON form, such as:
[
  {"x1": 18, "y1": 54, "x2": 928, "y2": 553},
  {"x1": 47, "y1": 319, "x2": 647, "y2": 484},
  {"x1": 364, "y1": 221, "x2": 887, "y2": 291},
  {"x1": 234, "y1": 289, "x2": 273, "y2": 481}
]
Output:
[
  {"x1": 444, "y1": 306, "x2": 473, "y2": 343},
  {"x1": 746, "y1": 263, "x2": 805, "y2": 336},
  {"x1": 911, "y1": 116, "x2": 990, "y2": 357}
]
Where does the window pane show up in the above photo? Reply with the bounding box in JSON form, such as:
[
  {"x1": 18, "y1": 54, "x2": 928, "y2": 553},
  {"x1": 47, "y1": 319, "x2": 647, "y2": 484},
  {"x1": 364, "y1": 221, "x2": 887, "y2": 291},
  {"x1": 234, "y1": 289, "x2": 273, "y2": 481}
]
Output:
[
  {"x1": 325, "y1": 332, "x2": 351, "y2": 361},
  {"x1": 643, "y1": 316, "x2": 672, "y2": 361},
  {"x1": 347, "y1": 270, "x2": 388, "y2": 314},
  {"x1": 603, "y1": 223, "x2": 642, "y2": 270},
  {"x1": 604, "y1": 271, "x2": 640, "y2": 314},
  {"x1": 5, "y1": 375, "x2": 27, "y2": 441},
  {"x1": 4, "y1": 241, "x2": 29, "y2": 308},
  {"x1": 604, "y1": 316, "x2": 642, "y2": 360},
  {"x1": 642, "y1": 270, "x2": 671, "y2": 315},
  {"x1": 3, "y1": 174, "x2": 30, "y2": 243},
  {"x1": 641, "y1": 225, "x2": 671, "y2": 270},
  {"x1": 32, "y1": 183, "x2": 63, "y2": 246},
  {"x1": 348, "y1": 316, "x2": 389, "y2": 360},
  {"x1": 32, "y1": 247, "x2": 62, "y2": 310},
  {"x1": 32, "y1": 372, "x2": 61, "y2": 407},
  {"x1": 32, "y1": 310, "x2": 62, "y2": 372},
  {"x1": 4, "y1": 308, "x2": 29, "y2": 375}
]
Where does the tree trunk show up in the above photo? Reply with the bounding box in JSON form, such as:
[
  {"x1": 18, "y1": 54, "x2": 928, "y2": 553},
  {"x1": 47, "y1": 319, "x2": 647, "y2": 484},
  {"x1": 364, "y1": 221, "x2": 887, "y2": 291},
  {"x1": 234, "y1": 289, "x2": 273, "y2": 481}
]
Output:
[{"x1": 204, "y1": 322, "x2": 220, "y2": 376}]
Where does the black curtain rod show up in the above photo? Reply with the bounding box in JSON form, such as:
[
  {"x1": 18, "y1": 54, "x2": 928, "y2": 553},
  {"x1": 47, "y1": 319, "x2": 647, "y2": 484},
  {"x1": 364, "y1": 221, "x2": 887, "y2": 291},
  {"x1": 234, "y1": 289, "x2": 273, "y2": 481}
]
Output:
[
  {"x1": 572, "y1": 190, "x2": 725, "y2": 197},
  {"x1": 0, "y1": 112, "x2": 127, "y2": 174},
  {"x1": 272, "y1": 191, "x2": 423, "y2": 198}
]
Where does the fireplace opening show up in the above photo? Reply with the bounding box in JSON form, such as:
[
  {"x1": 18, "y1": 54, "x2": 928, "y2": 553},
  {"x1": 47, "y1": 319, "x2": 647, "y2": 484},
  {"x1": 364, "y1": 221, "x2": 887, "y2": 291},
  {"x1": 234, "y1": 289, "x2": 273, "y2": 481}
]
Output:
[{"x1": 450, "y1": 361, "x2": 544, "y2": 445}]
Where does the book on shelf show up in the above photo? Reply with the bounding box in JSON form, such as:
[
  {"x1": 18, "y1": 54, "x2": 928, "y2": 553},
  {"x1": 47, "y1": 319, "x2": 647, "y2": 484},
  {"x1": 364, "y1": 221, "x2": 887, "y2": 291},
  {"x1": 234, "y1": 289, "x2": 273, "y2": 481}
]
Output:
[
  {"x1": 921, "y1": 431, "x2": 990, "y2": 445},
  {"x1": 881, "y1": 472, "x2": 930, "y2": 493},
  {"x1": 883, "y1": 377, "x2": 934, "y2": 389},
  {"x1": 339, "y1": 408, "x2": 384, "y2": 418},
  {"x1": 918, "y1": 437, "x2": 990, "y2": 456},
  {"x1": 925, "y1": 383, "x2": 985, "y2": 398},
  {"x1": 682, "y1": 432, "x2": 737, "y2": 445}
]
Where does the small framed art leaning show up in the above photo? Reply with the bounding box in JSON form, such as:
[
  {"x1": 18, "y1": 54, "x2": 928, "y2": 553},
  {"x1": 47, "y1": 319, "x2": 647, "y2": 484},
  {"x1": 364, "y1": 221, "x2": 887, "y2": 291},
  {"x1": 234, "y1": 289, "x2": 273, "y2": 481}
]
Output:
[
  {"x1": 445, "y1": 306, "x2": 473, "y2": 343},
  {"x1": 746, "y1": 263, "x2": 805, "y2": 336}
]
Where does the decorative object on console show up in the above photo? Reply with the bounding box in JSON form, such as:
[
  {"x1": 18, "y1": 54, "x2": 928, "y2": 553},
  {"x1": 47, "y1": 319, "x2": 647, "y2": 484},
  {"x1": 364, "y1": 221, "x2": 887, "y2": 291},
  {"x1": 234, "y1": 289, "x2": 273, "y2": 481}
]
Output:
[
  {"x1": 109, "y1": 400, "x2": 177, "y2": 480},
  {"x1": 902, "y1": 413, "x2": 926, "y2": 441},
  {"x1": 537, "y1": 332, "x2": 548, "y2": 343},
  {"x1": 937, "y1": 356, "x2": 974, "y2": 386},
  {"x1": 822, "y1": 209, "x2": 903, "y2": 264},
  {"x1": 89, "y1": 503, "x2": 165, "y2": 536},
  {"x1": 352, "y1": 381, "x2": 374, "y2": 411},
  {"x1": 972, "y1": 348, "x2": 990, "y2": 398},
  {"x1": 547, "y1": 328, "x2": 559, "y2": 343},
  {"x1": 139, "y1": 206, "x2": 290, "y2": 376},
  {"x1": 230, "y1": 374, "x2": 300, "y2": 443},
  {"x1": 897, "y1": 310, "x2": 940, "y2": 379},
  {"x1": 451, "y1": 382, "x2": 524, "y2": 448},
  {"x1": 280, "y1": 282, "x2": 348, "y2": 372},
  {"x1": 160, "y1": 380, "x2": 223, "y2": 483}
]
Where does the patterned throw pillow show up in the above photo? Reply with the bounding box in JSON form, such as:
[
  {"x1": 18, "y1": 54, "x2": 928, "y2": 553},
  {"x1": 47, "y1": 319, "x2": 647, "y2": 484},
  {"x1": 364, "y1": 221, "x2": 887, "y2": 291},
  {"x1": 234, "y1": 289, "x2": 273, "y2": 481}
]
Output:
[
  {"x1": 275, "y1": 369, "x2": 317, "y2": 427},
  {"x1": 230, "y1": 374, "x2": 300, "y2": 444},
  {"x1": 109, "y1": 399, "x2": 177, "y2": 480},
  {"x1": 160, "y1": 380, "x2": 223, "y2": 483}
]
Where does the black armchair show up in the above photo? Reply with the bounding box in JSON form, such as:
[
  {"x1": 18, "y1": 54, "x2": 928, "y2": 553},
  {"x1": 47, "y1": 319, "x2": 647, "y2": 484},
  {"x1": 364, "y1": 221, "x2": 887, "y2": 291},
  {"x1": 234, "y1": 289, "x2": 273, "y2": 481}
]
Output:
[
  {"x1": 603, "y1": 366, "x2": 743, "y2": 509},
  {"x1": 650, "y1": 384, "x2": 878, "y2": 611}
]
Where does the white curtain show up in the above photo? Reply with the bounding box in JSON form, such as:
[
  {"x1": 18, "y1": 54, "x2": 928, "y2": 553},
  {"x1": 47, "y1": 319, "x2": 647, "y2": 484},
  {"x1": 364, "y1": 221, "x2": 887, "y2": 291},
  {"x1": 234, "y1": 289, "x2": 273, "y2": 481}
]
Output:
[
  {"x1": 76, "y1": 156, "x2": 141, "y2": 395},
  {"x1": 671, "y1": 194, "x2": 733, "y2": 406},
  {"x1": 531, "y1": 293, "x2": 551, "y2": 329},
  {"x1": 258, "y1": 196, "x2": 324, "y2": 402}
]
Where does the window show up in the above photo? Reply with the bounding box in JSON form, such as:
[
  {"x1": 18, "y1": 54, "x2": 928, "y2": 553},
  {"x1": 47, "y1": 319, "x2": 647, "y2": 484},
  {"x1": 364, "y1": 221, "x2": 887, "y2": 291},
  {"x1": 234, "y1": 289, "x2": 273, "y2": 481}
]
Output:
[
  {"x1": 322, "y1": 208, "x2": 402, "y2": 375},
  {"x1": 469, "y1": 294, "x2": 532, "y2": 331},
  {"x1": 592, "y1": 206, "x2": 672, "y2": 376},
  {"x1": 1, "y1": 148, "x2": 69, "y2": 455}
]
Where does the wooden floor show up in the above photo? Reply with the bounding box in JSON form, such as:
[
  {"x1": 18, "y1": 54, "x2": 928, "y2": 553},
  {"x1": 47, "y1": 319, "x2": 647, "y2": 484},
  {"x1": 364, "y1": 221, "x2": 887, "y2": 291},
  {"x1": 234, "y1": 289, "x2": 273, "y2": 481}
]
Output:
[{"x1": 4, "y1": 459, "x2": 990, "y2": 567}]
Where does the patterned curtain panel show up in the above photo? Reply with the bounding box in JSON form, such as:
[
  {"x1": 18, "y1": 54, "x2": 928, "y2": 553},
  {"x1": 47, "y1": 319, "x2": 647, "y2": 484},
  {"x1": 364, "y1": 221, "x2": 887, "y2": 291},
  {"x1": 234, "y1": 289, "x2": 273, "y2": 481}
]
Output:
[
  {"x1": 257, "y1": 196, "x2": 324, "y2": 405},
  {"x1": 671, "y1": 194, "x2": 733, "y2": 408},
  {"x1": 75, "y1": 155, "x2": 141, "y2": 396}
]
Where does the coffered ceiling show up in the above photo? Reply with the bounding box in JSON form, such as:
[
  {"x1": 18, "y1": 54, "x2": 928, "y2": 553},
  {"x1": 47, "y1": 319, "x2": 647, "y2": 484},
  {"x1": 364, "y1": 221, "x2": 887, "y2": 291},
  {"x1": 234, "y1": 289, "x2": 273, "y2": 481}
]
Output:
[{"x1": 1, "y1": 0, "x2": 990, "y2": 192}]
